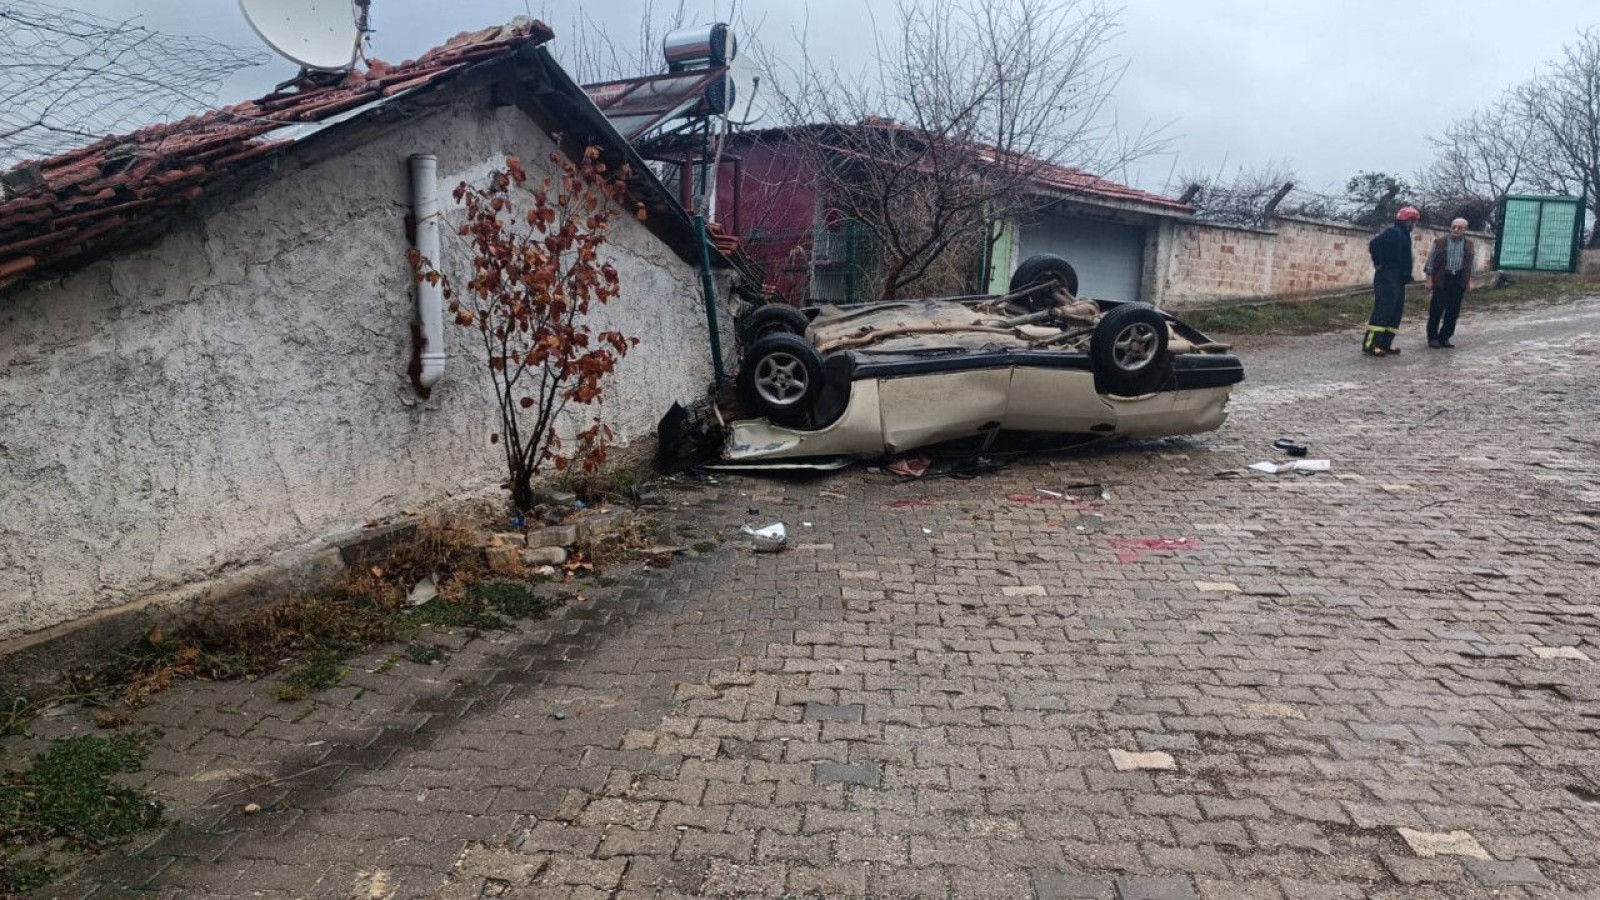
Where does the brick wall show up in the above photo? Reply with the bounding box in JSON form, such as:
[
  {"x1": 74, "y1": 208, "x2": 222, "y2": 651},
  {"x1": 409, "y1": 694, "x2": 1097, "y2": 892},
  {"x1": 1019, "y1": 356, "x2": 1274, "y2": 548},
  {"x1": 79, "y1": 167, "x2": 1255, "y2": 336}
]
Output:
[{"x1": 1156, "y1": 216, "x2": 1495, "y2": 310}]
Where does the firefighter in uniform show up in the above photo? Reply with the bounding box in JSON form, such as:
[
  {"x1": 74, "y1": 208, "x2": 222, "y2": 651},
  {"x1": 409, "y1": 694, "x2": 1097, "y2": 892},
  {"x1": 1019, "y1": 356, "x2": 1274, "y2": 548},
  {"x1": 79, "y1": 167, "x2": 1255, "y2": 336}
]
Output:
[{"x1": 1363, "y1": 206, "x2": 1420, "y2": 357}]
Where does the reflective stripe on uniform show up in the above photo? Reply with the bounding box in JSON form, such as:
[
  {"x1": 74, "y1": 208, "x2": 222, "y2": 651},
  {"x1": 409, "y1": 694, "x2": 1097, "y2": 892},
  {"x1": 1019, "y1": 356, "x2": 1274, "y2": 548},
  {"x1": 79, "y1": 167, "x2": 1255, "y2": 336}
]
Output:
[{"x1": 1365, "y1": 325, "x2": 1399, "y2": 335}]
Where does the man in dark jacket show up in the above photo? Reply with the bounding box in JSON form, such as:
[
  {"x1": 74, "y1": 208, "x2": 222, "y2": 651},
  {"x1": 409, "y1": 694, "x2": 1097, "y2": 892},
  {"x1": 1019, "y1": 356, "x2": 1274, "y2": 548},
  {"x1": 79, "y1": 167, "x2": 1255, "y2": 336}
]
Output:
[
  {"x1": 1423, "y1": 217, "x2": 1475, "y2": 348},
  {"x1": 1364, "y1": 206, "x2": 1420, "y2": 356}
]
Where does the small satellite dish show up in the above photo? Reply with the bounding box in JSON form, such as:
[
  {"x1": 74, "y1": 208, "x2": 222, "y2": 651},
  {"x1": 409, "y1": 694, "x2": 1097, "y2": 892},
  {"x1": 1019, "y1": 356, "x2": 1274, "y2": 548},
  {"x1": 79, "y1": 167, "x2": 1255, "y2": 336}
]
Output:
[
  {"x1": 724, "y1": 55, "x2": 769, "y2": 126},
  {"x1": 238, "y1": 0, "x2": 361, "y2": 72}
]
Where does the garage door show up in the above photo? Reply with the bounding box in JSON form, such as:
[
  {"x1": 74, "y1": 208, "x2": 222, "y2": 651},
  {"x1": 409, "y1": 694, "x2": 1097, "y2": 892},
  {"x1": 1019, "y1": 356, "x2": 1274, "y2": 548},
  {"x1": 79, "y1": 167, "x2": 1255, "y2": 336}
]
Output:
[{"x1": 1018, "y1": 214, "x2": 1146, "y2": 302}]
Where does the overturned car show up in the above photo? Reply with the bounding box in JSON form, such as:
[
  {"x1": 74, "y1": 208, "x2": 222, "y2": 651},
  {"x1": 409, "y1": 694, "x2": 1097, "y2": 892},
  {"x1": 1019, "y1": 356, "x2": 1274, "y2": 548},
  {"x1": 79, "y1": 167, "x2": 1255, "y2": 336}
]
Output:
[{"x1": 665, "y1": 255, "x2": 1245, "y2": 466}]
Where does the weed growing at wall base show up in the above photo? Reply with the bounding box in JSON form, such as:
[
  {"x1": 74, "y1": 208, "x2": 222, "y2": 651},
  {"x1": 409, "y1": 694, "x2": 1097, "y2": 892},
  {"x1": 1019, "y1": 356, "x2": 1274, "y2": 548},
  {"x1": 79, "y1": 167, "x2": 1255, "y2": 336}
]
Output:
[{"x1": 0, "y1": 732, "x2": 164, "y2": 893}]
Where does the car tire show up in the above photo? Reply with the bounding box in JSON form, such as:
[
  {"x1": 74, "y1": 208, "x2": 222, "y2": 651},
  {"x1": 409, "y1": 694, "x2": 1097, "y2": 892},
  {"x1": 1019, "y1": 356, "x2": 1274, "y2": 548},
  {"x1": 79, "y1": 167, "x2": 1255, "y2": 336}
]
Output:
[
  {"x1": 1008, "y1": 254, "x2": 1080, "y2": 310},
  {"x1": 739, "y1": 333, "x2": 825, "y2": 426},
  {"x1": 1090, "y1": 303, "x2": 1169, "y2": 394},
  {"x1": 744, "y1": 304, "x2": 811, "y2": 344}
]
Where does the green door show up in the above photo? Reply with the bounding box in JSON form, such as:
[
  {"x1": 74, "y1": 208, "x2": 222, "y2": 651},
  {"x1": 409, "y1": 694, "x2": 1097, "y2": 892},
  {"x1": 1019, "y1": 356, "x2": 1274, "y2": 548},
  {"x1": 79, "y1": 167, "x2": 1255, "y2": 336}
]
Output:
[{"x1": 1496, "y1": 195, "x2": 1583, "y2": 272}]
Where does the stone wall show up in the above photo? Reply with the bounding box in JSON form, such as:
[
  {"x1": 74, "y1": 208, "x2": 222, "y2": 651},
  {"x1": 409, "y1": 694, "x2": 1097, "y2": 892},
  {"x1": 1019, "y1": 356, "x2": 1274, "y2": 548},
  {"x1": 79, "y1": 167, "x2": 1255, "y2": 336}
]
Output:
[
  {"x1": 1154, "y1": 216, "x2": 1495, "y2": 310},
  {"x1": 0, "y1": 91, "x2": 737, "y2": 641}
]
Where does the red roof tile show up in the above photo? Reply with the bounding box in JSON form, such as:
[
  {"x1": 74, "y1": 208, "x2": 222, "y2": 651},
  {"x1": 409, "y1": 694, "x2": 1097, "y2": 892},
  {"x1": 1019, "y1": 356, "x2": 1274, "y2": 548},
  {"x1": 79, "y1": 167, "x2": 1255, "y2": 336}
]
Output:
[{"x1": 0, "y1": 19, "x2": 555, "y2": 286}]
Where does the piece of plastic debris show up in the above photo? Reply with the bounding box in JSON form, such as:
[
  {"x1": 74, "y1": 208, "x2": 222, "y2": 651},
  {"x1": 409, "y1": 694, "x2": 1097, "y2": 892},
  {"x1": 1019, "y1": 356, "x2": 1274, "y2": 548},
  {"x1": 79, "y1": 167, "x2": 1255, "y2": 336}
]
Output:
[
  {"x1": 1273, "y1": 438, "x2": 1310, "y2": 457},
  {"x1": 922, "y1": 527, "x2": 933, "y2": 535},
  {"x1": 803, "y1": 522, "x2": 813, "y2": 527},
  {"x1": 406, "y1": 575, "x2": 439, "y2": 608},
  {"x1": 534, "y1": 565, "x2": 557, "y2": 576},
  {"x1": 573, "y1": 500, "x2": 587, "y2": 510},
  {"x1": 1037, "y1": 488, "x2": 1065, "y2": 498},
  {"x1": 628, "y1": 484, "x2": 664, "y2": 506},
  {"x1": 740, "y1": 522, "x2": 789, "y2": 552},
  {"x1": 1008, "y1": 493, "x2": 1058, "y2": 504},
  {"x1": 509, "y1": 515, "x2": 525, "y2": 529},
  {"x1": 243, "y1": 803, "x2": 261, "y2": 814},
  {"x1": 887, "y1": 455, "x2": 932, "y2": 478},
  {"x1": 553, "y1": 711, "x2": 567, "y2": 720}
]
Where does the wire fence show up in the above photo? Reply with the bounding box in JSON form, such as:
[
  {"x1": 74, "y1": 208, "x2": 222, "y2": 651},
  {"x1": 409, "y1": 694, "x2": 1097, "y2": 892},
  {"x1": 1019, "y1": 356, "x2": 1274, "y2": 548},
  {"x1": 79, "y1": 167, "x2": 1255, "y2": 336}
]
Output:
[{"x1": 0, "y1": 0, "x2": 268, "y2": 168}]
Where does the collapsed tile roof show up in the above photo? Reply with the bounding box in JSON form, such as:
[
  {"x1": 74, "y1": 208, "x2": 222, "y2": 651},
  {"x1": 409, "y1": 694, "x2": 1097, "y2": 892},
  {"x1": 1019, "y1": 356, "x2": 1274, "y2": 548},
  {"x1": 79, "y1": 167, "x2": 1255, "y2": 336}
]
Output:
[{"x1": 0, "y1": 19, "x2": 555, "y2": 285}]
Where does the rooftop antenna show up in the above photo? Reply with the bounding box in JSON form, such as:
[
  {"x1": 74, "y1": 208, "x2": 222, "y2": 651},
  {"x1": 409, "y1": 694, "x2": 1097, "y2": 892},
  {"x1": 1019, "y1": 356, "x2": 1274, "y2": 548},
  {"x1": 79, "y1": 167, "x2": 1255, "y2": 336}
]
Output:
[{"x1": 238, "y1": 0, "x2": 366, "y2": 77}]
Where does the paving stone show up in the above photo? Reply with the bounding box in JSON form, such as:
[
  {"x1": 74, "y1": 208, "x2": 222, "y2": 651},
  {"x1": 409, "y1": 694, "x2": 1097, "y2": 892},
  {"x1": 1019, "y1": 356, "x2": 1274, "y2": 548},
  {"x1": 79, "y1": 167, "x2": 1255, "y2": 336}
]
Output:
[
  {"x1": 812, "y1": 762, "x2": 882, "y2": 787},
  {"x1": 1462, "y1": 856, "x2": 1546, "y2": 886},
  {"x1": 1031, "y1": 869, "x2": 1116, "y2": 899},
  {"x1": 802, "y1": 702, "x2": 864, "y2": 723},
  {"x1": 1530, "y1": 645, "x2": 1590, "y2": 660},
  {"x1": 1396, "y1": 827, "x2": 1491, "y2": 860},
  {"x1": 1116, "y1": 873, "x2": 1200, "y2": 900},
  {"x1": 1108, "y1": 749, "x2": 1175, "y2": 771}
]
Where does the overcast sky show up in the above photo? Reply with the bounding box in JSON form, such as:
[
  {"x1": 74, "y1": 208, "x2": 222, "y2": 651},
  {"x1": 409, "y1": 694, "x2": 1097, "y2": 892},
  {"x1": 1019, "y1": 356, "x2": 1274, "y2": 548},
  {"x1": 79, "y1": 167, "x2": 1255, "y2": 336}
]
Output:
[{"x1": 46, "y1": 0, "x2": 1600, "y2": 196}]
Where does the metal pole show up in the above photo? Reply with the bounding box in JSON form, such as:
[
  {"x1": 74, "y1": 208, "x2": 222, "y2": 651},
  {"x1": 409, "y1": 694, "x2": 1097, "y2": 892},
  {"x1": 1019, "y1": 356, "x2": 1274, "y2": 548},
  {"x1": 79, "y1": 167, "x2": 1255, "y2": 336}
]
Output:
[{"x1": 694, "y1": 215, "x2": 726, "y2": 384}]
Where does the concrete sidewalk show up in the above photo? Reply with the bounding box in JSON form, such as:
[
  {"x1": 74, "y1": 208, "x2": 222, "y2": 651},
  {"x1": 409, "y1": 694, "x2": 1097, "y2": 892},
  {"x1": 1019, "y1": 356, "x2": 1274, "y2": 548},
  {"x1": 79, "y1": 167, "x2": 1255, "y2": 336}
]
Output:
[{"x1": 16, "y1": 296, "x2": 1600, "y2": 899}]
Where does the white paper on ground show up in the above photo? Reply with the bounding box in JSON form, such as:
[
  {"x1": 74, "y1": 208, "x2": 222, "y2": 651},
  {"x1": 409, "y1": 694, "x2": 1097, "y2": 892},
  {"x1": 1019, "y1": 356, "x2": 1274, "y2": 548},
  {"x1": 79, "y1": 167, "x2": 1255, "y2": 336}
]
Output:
[{"x1": 1249, "y1": 459, "x2": 1331, "y2": 474}]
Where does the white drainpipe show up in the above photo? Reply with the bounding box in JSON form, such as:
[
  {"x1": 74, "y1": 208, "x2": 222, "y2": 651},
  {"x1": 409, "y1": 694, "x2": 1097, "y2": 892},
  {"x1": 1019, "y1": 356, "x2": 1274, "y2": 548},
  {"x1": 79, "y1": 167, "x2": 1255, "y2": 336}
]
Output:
[{"x1": 409, "y1": 154, "x2": 446, "y2": 392}]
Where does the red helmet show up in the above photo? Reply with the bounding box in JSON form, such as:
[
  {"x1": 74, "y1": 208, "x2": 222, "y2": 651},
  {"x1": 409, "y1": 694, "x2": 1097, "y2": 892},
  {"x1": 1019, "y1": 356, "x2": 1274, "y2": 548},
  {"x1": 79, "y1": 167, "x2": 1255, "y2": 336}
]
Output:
[{"x1": 1396, "y1": 207, "x2": 1421, "y2": 222}]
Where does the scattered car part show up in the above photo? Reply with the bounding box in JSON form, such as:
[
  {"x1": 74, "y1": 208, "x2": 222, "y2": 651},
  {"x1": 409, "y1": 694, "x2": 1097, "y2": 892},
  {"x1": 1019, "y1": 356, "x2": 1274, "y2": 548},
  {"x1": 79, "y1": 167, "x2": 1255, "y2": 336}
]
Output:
[
  {"x1": 1272, "y1": 438, "x2": 1309, "y2": 457},
  {"x1": 740, "y1": 522, "x2": 788, "y2": 552}
]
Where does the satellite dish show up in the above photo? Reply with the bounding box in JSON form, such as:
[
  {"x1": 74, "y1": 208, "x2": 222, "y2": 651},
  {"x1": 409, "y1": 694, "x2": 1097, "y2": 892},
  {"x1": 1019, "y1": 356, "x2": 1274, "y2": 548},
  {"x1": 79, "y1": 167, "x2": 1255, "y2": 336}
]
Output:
[
  {"x1": 239, "y1": 0, "x2": 362, "y2": 72},
  {"x1": 724, "y1": 55, "x2": 769, "y2": 126}
]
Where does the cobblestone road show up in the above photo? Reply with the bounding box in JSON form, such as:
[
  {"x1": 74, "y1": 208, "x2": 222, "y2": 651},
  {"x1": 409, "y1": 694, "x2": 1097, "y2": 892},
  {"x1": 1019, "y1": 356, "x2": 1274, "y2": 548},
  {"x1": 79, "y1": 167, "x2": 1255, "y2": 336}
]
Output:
[{"x1": 20, "y1": 296, "x2": 1600, "y2": 899}]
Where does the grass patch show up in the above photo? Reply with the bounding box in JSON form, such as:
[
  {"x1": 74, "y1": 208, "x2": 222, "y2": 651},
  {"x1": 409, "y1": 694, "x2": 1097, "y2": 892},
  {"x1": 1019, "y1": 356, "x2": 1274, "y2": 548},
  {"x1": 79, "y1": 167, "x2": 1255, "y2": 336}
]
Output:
[
  {"x1": 692, "y1": 541, "x2": 719, "y2": 554},
  {"x1": 468, "y1": 580, "x2": 560, "y2": 619},
  {"x1": 1183, "y1": 274, "x2": 1600, "y2": 336},
  {"x1": 405, "y1": 597, "x2": 507, "y2": 632},
  {"x1": 0, "y1": 733, "x2": 163, "y2": 893},
  {"x1": 405, "y1": 643, "x2": 446, "y2": 665},
  {"x1": 272, "y1": 652, "x2": 349, "y2": 702}
]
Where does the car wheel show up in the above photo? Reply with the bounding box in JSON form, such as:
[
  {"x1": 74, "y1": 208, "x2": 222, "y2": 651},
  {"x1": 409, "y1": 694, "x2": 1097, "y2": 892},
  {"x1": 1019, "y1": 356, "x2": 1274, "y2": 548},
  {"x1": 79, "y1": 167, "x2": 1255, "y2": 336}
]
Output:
[
  {"x1": 744, "y1": 304, "x2": 811, "y2": 344},
  {"x1": 739, "y1": 333, "x2": 825, "y2": 426},
  {"x1": 1090, "y1": 303, "x2": 1169, "y2": 393},
  {"x1": 1008, "y1": 254, "x2": 1080, "y2": 310}
]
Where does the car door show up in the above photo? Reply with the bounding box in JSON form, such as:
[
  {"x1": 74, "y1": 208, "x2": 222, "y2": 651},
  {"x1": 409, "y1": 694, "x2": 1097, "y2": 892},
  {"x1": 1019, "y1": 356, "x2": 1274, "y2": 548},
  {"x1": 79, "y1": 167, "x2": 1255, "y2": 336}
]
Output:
[
  {"x1": 1005, "y1": 366, "x2": 1117, "y2": 434},
  {"x1": 876, "y1": 368, "x2": 1011, "y2": 454}
]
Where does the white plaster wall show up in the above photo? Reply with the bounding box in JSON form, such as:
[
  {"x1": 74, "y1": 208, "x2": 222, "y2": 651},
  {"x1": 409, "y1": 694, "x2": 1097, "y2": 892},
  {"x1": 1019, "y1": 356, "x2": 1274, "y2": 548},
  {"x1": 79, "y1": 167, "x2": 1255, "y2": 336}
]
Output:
[{"x1": 0, "y1": 91, "x2": 735, "y2": 640}]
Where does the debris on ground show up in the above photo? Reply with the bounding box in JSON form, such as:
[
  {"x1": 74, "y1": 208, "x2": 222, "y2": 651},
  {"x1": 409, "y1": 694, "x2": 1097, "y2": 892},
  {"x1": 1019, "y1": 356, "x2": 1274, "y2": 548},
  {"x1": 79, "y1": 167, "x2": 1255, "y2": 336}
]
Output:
[
  {"x1": 1107, "y1": 536, "x2": 1201, "y2": 563},
  {"x1": 1064, "y1": 482, "x2": 1111, "y2": 501},
  {"x1": 887, "y1": 455, "x2": 932, "y2": 478},
  {"x1": 627, "y1": 484, "x2": 665, "y2": 506},
  {"x1": 406, "y1": 575, "x2": 439, "y2": 608},
  {"x1": 1249, "y1": 459, "x2": 1331, "y2": 474},
  {"x1": 1273, "y1": 438, "x2": 1310, "y2": 457},
  {"x1": 740, "y1": 522, "x2": 788, "y2": 552}
]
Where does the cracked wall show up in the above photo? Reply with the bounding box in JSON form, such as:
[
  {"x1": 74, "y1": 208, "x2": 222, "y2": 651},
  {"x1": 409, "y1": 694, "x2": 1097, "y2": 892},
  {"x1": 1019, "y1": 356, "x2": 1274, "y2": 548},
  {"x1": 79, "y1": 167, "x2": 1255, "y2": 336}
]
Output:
[{"x1": 0, "y1": 92, "x2": 737, "y2": 641}]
